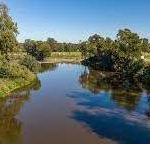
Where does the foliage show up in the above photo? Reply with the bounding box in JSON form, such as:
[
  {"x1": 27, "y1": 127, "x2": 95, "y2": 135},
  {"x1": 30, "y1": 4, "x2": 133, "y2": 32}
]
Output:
[
  {"x1": 0, "y1": 3, "x2": 18, "y2": 58},
  {"x1": 20, "y1": 55, "x2": 40, "y2": 73},
  {"x1": 116, "y1": 29, "x2": 142, "y2": 59},
  {"x1": 47, "y1": 37, "x2": 58, "y2": 52},
  {"x1": 80, "y1": 29, "x2": 150, "y2": 88},
  {"x1": 121, "y1": 59, "x2": 144, "y2": 81},
  {"x1": 82, "y1": 51, "x2": 114, "y2": 71},
  {"x1": 78, "y1": 42, "x2": 88, "y2": 58},
  {"x1": 24, "y1": 39, "x2": 43, "y2": 61},
  {"x1": 37, "y1": 41, "x2": 51, "y2": 58},
  {"x1": 0, "y1": 52, "x2": 5, "y2": 66},
  {"x1": 24, "y1": 39, "x2": 51, "y2": 61},
  {"x1": 0, "y1": 63, "x2": 34, "y2": 80},
  {"x1": 0, "y1": 3, "x2": 37, "y2": 97},
  {"x1": 140, "y1": 38, "x2": 150, "y2": 52},
  {"x1": 142, "y1": 66, "x2": 150, "y2": 85}
]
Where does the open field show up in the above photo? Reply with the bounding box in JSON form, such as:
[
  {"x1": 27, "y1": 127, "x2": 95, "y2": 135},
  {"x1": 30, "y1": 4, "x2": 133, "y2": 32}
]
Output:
[
  {"x1": 43, "y1": 52, "x2": 83, "y2": 63},
  {"x1": 50, "y1": 52, "x2": 82, "y2": 58}
]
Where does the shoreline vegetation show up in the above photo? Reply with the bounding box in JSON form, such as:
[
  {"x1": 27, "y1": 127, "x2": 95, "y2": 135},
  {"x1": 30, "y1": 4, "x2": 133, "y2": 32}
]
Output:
[
  {"x1": 0, "y1": 76, "x2": 37, "y2": 97},
  {"x1": 0, "y1": 3, "x2": 39, "y2": 98}
]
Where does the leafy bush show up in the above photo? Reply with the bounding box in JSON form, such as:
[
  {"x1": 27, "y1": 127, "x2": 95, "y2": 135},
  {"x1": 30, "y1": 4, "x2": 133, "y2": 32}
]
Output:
[
  {"x1": 20, "y1": 55, "x2": 40, "y2": 73},
  {"x1": 122, "y1": 59, "x2": 144, "y2": 79},
  {"x1": 0, "y1": 63, "x2": 35, "y2": 80},
  {"x1": 142, "y1": 66, "x2": 150, "y2": 85},
  {"x1": 0, "y1": 53, "x2": 6, "y2": 67}
]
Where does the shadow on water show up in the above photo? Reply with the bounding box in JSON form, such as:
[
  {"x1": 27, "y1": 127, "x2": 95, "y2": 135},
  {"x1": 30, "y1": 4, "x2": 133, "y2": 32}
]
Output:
[
  {"x1": 72, "y1": 110, "x2": 150, "y2": 144},
  {"x1": 0, "y1": 78, "x2": 41, "y2": 144},
  {"x1": 68, "y1": 68, "x2": 150, "y2": 144}
]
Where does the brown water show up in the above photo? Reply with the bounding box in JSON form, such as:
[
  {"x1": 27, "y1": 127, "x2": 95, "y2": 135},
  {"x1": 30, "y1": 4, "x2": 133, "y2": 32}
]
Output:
[{"x1": 0, "y1": 63, "x2": 150, "y2": 144}]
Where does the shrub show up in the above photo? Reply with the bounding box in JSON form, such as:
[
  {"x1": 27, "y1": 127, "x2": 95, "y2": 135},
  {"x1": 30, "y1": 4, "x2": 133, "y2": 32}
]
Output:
[
  {"x1": 20, "y1": 55, "x2": 40, "y2": 73},
  {"x1": 0, "y1": 53, "x2": 6, "y2": 67},
  {"x1": 142, "y1": 66, "x2": 150, "y2": 85},
  {"x1": 0, "y1": 63, "x2": 35, "y2": 80},
  {"x1": 122, "y1": 59, "x2": 144, "y2": 80}
]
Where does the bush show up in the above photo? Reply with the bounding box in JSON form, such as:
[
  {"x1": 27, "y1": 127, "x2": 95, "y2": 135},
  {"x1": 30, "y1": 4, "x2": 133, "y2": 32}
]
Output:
[
  {"x1": 0, "y1": 53, "x2": 6, "y2": 67},
  {"x1": 20, "y1": 55, "x2": 40, "y2": 73},
  {"x1": 142, "y1": 66, "x2": 150, "y2": 85},
  {"x1": 122, "y1": 59, "x2": 144, "y2": 80},
  {"x1": 0, "y1": 63, "x2": 35, "y2": 80}
]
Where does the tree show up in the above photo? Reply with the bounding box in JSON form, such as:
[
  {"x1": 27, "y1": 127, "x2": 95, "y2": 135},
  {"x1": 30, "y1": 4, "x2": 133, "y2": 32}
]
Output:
[
  {"x1": 88, "y1": 34, "x2": 104, "y2": 55},
  {"x1": 24, "y1": 39, "x2": 38, "y2": 57},
  {"x1": 140, "y1": 38, "x2": 150, "y2": 52},
  {"x1": 117, "y1": 29, "x2": 142, "y2": 59},
  {"x1": 37, "y1": 41, "x2": 51, "y2": 58},
  {"x1": 79, "y1": 41, "x2": 88, "y2": 58},
  {"x1": 0, "y1": 3, "x2": 18, "y2": 58},
  {"x1": 47, "y1": 37, "x2": 58, "y2": 52},
  {"x1": 24, "y1": 39, "x2": 52, "y2": 61}
]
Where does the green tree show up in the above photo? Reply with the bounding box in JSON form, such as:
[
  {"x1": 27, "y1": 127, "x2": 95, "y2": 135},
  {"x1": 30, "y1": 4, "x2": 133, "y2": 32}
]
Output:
[
  {"x1": 37, "y1": 41, "x2": 51, "y2": 58},
  {"x1": 140, "y1": 38, "x2": 150, "y2": 52},
  {"x1": 79, "y1": 41, "x2": 88, "y2": 58},
  {"x1": 24, "y1": 39, "x2": 37, "y2": 56},
  {"x1": 88, "y1": 34, "x2": 104, "y2": 55},
  {"x1": 47, "y1": 37, "x2": 58, "y2": 52},
  {"x1": 117, "y1": 29, "x2": 142, "y2": 59},
  {"x1": 0, "y1": 3, "x2": 18, "y2": 58}
]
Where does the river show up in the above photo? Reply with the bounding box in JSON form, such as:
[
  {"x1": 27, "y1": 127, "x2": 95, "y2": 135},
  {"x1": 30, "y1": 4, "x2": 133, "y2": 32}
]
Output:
[{"x1": 0, "y1": 63, "x2": 150, "y2": 144}]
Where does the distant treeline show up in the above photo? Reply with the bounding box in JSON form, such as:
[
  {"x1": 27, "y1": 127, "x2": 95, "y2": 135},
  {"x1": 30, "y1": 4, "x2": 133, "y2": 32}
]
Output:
[
  {"x1": 21, "y1": 39, "x2": 80, "y2": 60},
  {"x1": 21, "y1": 28, "x2": 150, "y2": 61}
]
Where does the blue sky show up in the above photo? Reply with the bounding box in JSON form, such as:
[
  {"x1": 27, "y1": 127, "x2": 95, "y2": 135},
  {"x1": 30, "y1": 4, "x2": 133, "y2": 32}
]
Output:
[{"x1": 7, "y1": 0, "x2": 150, "y2": 42}]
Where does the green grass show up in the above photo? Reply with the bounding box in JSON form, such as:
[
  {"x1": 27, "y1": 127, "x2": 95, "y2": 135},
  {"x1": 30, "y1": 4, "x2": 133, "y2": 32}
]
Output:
[{"x1": 0, "y1": 77, "x2": 36, "y2": 97}]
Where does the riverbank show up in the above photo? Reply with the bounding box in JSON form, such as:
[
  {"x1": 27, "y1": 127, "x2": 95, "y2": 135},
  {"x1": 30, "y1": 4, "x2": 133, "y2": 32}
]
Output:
[{"x1": 0, "y1": 76, "x2": 36, "y2": 97}]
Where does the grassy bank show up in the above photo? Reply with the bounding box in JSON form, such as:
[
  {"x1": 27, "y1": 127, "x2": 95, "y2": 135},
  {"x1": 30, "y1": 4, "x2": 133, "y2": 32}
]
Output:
[{"x1": 0, "y1": 76, "x2": 36, "y2": 97}]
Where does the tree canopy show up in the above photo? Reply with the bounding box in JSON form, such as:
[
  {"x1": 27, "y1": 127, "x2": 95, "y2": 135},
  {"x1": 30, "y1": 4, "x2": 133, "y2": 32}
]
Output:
[{"x1": 0, "y1": 3, "x2": 18, "y2": 57}]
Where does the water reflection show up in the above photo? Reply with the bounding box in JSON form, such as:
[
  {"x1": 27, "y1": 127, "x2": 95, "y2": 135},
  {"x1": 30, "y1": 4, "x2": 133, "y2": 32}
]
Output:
[
  {"x1": 68, "y1": 67, "x2": 150, "y2": 144},
  {"x1": 79, "y1": 69, "x2": 148, "y2": 111},
  {"x1": 0, "y1": 78, "x2": 41, "y2": 144},
  {"x1": 39, "y1": 63, "x2": 58, "y2": 73}
]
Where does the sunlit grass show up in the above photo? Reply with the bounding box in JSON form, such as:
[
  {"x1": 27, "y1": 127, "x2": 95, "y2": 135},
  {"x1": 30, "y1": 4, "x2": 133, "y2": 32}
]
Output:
[{"x1": 0, "y1": 77, "x2": 36, "y2": 97}]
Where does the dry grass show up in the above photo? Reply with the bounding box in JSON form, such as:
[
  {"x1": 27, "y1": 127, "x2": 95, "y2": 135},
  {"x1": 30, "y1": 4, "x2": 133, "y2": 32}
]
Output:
[{"x1": 44, "y1": 52, "x2": 83, "y2": 63}]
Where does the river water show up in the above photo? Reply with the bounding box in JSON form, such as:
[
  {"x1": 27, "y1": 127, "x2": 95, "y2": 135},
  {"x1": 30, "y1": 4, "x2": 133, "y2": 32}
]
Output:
[{"x1": 0, "y1": 63, "x2": 150, "y2": 144}]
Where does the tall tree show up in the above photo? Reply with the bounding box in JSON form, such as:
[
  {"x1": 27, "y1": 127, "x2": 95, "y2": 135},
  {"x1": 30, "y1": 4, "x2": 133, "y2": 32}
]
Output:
[
  {"x1": 37, "y1": 41, "x2": 51, "y2": 58},
  {"x1": 140, "y1": 38, "x2": 149, "y2": 52},
  {"x1": 0, "y1": 3, "x2": 18, "y2": 58},
  {"x1": 117, "y1": 29, "x2": 142, "y2": 59},
  {"x1": 47, "y1": 37, "x2": 58, "y2": 52}
]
